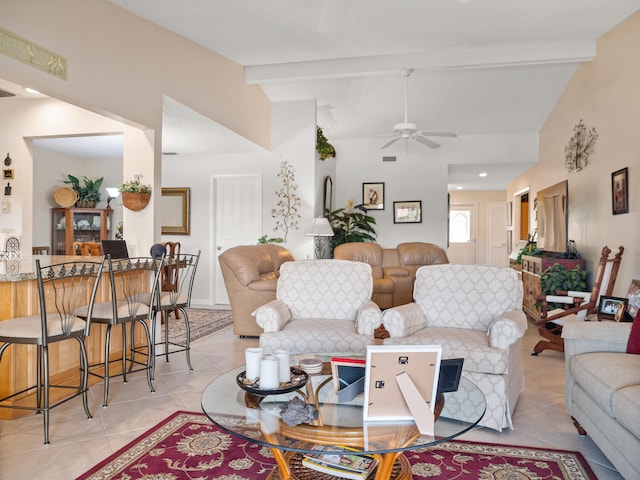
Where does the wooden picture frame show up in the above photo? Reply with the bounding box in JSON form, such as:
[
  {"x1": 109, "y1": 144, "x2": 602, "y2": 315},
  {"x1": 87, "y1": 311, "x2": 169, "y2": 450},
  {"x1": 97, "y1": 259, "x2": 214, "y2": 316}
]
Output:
[
  {"x1": 362, "y1": 182, "x2": 384, "y2": 210},
  {"x1": 393, "y1": 200, "x2": 422, "y2": 224},
  {"x1": 3, "y1": 169, "x2": 14, "y2": 179},
  {"x1": 363, "y1": 345, "x2": 441, "y2": 422},
  {"x1": 598, "y1": 295, "x2": 628, "y2": 320},
  {"x1": 160, "y1": 187, "x2": 190, "y2": 235},
  {"x1": 612, "y1": 167, "x2": 628, "y2": 215}
]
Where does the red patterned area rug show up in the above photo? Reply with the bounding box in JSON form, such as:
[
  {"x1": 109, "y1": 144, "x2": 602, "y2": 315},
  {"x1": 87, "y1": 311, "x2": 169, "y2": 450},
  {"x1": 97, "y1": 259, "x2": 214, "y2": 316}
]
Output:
[{"x1": 77, "y1": 411, "x2": 597, "y2": 480}]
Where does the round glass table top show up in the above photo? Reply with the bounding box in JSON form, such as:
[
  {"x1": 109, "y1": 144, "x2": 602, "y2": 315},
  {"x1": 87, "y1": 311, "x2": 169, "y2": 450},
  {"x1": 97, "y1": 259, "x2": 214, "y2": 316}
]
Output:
[{"x1": 201, "y1": 360, "x2": 486, "y2": 456}]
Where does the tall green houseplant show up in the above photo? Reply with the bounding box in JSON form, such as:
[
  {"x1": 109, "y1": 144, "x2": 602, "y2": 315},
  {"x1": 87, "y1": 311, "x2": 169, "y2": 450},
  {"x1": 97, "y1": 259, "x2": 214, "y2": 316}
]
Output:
[{"x1": 328, "y1": 201, "x2": 376, "y2": 255}]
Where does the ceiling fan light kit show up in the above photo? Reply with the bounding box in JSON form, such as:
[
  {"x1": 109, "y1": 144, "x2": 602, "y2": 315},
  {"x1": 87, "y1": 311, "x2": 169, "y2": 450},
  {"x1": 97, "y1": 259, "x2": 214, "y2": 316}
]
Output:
[{"x1": 379, "y1": 69, "x2": 458, "y2": 150}]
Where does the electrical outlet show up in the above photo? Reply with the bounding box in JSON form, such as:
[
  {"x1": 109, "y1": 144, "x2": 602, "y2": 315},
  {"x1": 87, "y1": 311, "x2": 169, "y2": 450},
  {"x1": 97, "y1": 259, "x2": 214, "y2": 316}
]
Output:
[{"x1": 1, "y1": 201, "x2": 11, "y2": 214}]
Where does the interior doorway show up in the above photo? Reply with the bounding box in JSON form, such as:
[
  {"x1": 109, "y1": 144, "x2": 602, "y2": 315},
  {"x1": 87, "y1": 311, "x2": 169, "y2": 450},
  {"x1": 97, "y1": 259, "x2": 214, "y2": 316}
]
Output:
[
  {"x1": 515, "y1": 189, "x2": 531, "y2": 242},
  {"x1": 447, "y1": 204, "x2": 476, "y2": 264}
]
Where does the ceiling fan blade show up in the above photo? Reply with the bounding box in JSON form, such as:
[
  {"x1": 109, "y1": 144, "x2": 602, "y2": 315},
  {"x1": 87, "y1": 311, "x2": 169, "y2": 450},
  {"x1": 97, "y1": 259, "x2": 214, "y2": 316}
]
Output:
[
  {"x1": 418, "y1": 131, "x2": 458, "y2": 138},
  {"x1": 380, "y1": 136, "x2": 401, "y2": 149},
  {"x1": 414, "y1": 136, "x2": 441, "y2": 149}
]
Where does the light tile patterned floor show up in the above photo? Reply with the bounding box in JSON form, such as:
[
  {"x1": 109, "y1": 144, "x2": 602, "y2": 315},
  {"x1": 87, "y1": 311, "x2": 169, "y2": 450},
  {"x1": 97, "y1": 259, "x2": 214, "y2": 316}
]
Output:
[{"x1": 0, "y1": 318, "x2": 623, "y2": 479}]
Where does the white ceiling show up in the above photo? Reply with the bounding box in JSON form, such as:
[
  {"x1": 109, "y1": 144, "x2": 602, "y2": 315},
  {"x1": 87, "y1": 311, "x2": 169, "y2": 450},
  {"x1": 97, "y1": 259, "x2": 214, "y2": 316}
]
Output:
[{"x1": 11, "y1": 1, "x2": 640, "y2": 190}]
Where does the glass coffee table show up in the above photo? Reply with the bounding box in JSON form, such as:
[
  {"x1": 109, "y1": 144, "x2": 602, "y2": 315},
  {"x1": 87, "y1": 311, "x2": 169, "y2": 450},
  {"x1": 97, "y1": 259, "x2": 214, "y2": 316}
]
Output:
[{"x1": 201, "y1": 360, "x2": 485, "y2": 480}]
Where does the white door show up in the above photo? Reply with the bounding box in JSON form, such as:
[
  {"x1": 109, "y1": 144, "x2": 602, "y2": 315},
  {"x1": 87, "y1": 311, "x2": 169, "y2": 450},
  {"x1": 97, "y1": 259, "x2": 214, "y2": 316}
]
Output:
[
  {"x1": 487, "y1": 202, "x2": 508, "y2": 267},
  {"x1": 213, "y1": 174, "x2": 262, "y2": 305},
  {"x1": 448, "y1": 204, "x2": 476, "y2": 264}
]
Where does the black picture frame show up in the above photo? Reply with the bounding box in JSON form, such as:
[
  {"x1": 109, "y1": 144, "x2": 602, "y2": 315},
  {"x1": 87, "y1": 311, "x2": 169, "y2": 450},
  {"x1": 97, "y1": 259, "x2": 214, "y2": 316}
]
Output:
[
  {"x1": 612, "y1": 167, "x2": 628, "y2": 215},
  {"x1": 598, "y1": 295, "x2": 628, "y2": 321},
  {"x1": 393, "y1": 200, "x2": 422, "y2": 224},
  {"x1": 362, "y1": 182, "x2": 384, "y2": 210}
]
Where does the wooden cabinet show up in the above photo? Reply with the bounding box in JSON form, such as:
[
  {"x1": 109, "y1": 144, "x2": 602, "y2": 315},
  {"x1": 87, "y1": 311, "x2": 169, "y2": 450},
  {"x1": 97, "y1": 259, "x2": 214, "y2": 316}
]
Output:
[
  {"x1": 521, "y1": 253, "x2": 585, "y2": 321},
  {"x1": 52, "y1": 208, "x2": 113, "y2": 255}
]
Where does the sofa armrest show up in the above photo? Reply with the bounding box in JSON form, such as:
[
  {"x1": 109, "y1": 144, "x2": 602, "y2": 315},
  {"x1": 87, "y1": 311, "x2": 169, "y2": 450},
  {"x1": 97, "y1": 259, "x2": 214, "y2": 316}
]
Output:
[
  {"x1": 381, "y1": 303, "x2": 427, "y2": 337},
  {"x1": 487, "y1": 309, "x2": 527, "y2": 349},
  {"x1": 254, "y1": 299, "x2": 291, "y2": 333},
  {"x1": 562, "y1": 321, "x2": 632, "y2": 356},
  {"x1": 356, "y1": 300, "x2": 383, "y2": 335},
  {"x1": 247, "y1": 278, "x2": 278, "y2": 292}
]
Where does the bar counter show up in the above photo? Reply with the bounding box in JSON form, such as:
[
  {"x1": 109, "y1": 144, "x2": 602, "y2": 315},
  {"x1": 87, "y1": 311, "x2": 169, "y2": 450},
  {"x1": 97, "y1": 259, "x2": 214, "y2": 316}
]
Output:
[{"x1": 0, "y1": 255, "x2": 146, "y2": 419}]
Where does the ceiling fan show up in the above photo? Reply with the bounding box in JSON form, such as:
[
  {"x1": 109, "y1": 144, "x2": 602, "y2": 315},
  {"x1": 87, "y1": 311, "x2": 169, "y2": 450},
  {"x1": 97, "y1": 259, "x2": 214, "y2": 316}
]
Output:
[{"x1": 380, "y1": 69, "x2": 457, "y2": 150}]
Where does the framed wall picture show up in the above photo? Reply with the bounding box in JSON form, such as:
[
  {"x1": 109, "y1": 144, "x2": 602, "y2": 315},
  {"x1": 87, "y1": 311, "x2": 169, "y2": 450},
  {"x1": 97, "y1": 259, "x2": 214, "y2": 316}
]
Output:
[
  {"x1": 3, "y1": 169, "x2": 14, "y2": 180},
  {"x1": 393, "y1": 200, "x2": 422, "y2": 224},
  {"x1": 612, "y1": 167, "x2": 628, "y2": 215},
  {"x1": 363, "y1": 182, "x2": 384, "y2": 210}
]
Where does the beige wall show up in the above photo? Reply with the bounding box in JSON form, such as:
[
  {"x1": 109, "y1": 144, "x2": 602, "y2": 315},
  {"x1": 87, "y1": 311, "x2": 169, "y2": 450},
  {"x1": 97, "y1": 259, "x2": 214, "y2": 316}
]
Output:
[
  {"x1": 507, "y1": 12, "x2": 640, "y2": 297},
  {"x1": 449, "y1": 190, "x2": 507, "y2": 265}
]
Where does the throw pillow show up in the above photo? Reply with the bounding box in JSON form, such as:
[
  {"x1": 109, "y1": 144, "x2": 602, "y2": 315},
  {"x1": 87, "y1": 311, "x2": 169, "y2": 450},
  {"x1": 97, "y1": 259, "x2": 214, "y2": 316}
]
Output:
[{"x1": 626, "y1": 310, "x2": 640, "y2": 354}]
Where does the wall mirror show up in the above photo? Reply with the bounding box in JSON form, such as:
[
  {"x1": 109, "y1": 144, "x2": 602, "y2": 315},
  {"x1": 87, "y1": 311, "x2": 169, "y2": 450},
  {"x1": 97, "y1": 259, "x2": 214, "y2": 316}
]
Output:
[{"x1": 161, "y1": 187, "x2": 190, "y2": 235}]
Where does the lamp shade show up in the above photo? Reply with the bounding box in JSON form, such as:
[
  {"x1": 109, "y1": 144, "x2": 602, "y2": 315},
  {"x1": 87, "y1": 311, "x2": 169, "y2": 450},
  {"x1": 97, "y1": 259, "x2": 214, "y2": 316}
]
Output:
[
  {"x1": 106, "y1": 187, "x2": 121, "y2": 198},
  {"x1": 306, "y1": 217, "x2": 334, "y2": 236}
]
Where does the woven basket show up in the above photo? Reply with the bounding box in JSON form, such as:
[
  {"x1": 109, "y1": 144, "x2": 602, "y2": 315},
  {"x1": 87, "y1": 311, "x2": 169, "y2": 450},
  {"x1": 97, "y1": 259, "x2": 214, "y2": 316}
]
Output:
[{"x1": 122, "y1": 192, "x2": 150, "y2": 211}]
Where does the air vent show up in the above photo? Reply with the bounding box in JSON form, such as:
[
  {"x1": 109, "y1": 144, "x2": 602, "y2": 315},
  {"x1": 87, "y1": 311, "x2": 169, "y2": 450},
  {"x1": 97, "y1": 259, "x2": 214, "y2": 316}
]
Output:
[
  {"x1": 382, "y1": 156, "x2": 397, "y2": 162},
  {"x1": 0, "y1": 89, "x2": 16, "y2": 98}
]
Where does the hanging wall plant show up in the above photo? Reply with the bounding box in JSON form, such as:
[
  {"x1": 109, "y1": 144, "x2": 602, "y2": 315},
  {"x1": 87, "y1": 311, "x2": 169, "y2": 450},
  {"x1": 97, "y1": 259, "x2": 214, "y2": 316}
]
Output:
[
  {"x1": 119, "y1": 174, "x2": 152, "y2": 211},
  {"x1": 316, "y1": 126, "x2": 336, "y2": 161}
]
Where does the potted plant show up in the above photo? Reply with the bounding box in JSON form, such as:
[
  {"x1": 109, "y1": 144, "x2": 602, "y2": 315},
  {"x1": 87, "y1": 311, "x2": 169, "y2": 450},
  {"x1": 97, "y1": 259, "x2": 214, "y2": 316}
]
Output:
[
  {"x1": 119, "y1": 174, "x2": 152, "y2": 211},
  {"x1": 64, "y1": 174, "x2": 103, "y2": 208},
  {"x1": 328, "y1": 200, "x2": 377, "y2": 255}
]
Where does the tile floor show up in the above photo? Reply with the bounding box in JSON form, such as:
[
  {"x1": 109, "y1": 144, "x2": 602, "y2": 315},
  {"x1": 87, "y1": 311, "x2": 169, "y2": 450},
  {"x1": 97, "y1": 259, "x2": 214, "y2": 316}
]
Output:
[{"x1": 0, "y1": 316, "x2": 623, "y2": 479}]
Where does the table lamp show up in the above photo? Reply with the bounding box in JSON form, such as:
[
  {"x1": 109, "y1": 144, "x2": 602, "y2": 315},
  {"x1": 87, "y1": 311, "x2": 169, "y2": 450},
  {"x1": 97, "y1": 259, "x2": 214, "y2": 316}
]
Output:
[
  {"x1": 306, "y1": 217, "x2": 334, "y2": 259},
  {"x1": 105, "y1": 187, "x2": 120, "y2": 210}
]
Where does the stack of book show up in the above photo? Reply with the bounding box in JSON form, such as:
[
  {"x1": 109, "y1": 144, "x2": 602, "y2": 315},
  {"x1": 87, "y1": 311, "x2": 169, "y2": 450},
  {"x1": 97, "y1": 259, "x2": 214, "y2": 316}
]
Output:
[{"x1": 301, "y1": 445, "x2": 378, "y2": 479}]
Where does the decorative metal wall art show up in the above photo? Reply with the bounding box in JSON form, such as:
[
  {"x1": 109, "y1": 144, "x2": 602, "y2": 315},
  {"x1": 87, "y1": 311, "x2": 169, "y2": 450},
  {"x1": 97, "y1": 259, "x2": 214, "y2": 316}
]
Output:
[{"x1": 564, "y1": 119, "x2": 598, "y2": 172}]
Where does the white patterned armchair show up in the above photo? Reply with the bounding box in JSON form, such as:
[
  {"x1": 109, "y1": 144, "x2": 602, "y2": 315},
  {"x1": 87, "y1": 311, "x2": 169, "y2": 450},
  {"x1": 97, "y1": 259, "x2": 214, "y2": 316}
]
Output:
[
  {"x1": 255, "y1": 260, "x2": 382, "y2": 355},
  {"x1": 382, "y1": 264, "x2": 526, "y2": 431}
]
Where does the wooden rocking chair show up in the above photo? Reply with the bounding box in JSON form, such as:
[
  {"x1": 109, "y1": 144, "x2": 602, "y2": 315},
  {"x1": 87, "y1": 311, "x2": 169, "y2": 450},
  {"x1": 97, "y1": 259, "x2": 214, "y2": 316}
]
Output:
[{"x1": 532, "y1": 245, "x2": 624, "y2": 355}]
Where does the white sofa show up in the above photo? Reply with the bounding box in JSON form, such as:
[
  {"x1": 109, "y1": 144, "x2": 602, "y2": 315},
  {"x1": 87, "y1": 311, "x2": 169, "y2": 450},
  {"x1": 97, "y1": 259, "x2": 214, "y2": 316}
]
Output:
[
  {"x1": 563, "y1": 321, "x2": 640, "y2": 480},
  {"x1": 381, "y1": 264, "x2": 526, "y2": 431},
  {"x1": 255, "y1": 260, "x2": 382, "y2": 355}
]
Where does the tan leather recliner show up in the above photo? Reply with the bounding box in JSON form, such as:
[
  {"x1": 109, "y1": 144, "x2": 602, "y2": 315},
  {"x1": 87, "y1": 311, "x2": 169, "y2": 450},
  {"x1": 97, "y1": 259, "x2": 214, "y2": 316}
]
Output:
[{"x1": 218, "y1": 244, "x2": 295, "y2": 336}]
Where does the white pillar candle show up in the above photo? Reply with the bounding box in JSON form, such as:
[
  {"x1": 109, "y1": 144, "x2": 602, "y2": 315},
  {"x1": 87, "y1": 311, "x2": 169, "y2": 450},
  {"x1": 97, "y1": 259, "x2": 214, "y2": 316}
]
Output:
[
  {"x1": 274, "y1": 349, "x2": 290, "y2": 383},
  {"x1": 245, "y1": 347, "x2": 263, "y2": 381},
  {"x1": 259, "y1": 355, "x2": 280, "y2": 390}
]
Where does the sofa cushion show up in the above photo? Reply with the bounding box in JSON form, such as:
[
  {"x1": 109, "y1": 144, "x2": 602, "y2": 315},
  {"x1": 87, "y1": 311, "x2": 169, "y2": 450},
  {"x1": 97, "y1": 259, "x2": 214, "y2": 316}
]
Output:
[
  {"x1": 384, "y1": 326, "x2": 509, "y2": 374},
  {"x1": 612, "y1": 384, "x2": 640, "y2": 439},
  {"x1": 570, "y1": 351, "x2": 640, "y2": 417},
  {"x1": 414, "y1": 264, "x2": 522, "y2": 331},
  {"x1": 259, "y1": 318, "x2": 374, "y2": 354},
  {"x1": 626, "y1": 312, "x2": 640, "y2": 354}
]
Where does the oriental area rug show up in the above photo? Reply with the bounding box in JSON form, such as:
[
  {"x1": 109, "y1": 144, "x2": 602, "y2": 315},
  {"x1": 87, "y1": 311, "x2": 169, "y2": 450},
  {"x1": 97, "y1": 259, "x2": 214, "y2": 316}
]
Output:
[
  {"x1": 77, "y1": 411, "x2": 597, "y2": 480},
  {"x1": 162, "y1": 308, "x2": 233, "y2": 344}
]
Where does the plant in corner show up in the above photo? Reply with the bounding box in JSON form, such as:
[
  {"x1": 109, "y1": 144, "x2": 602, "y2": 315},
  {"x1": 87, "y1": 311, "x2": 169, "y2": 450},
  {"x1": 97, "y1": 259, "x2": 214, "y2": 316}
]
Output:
[
  {"x1": 328, "y1": 199, "x2": 376, "y2": 255},
  {"x1": 119, "y1": 174, "x2": 152, "y2": 211},
  {"x1": 64, "y1": 174, "x2": 103, "y2": 208},
  {"x1": 271, "y1": 160, "x2": 301, "y2": 242}
]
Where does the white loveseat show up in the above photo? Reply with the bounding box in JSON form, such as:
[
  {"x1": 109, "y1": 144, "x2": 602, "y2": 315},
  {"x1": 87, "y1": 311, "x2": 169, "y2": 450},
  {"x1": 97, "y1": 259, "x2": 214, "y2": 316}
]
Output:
[
  {"x1": 563, "y1": 321, "x2": 640, "y2": 479},
  {"x1": 255, "y1": 260, "x2": 382, "y2": 355},
  {"x1": 381, "y1": 264, "x2": 526, "y2": 431}
]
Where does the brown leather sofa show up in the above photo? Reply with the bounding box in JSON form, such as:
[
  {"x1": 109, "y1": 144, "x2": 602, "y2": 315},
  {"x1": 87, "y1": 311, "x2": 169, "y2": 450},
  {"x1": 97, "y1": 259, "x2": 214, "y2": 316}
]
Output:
[
  {"x1": 333, "y1": 241, "x2": 449, "y2": 308},
  {"x1": 218, "y1": 244, "x2": 295, "y2": 336}
]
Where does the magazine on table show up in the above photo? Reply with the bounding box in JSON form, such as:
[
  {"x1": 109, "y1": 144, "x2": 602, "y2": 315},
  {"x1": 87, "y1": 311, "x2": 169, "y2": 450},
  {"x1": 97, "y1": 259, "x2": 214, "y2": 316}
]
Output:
[{"x1": 302, "y1": 444, "x2": 378, "y2": 479}]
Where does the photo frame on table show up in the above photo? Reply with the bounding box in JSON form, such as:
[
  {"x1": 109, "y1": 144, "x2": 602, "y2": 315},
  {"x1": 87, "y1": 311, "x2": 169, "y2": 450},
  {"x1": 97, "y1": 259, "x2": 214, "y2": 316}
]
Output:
[
  {"x1": 627, "y1": 279, "x2": 640, "y2": 319},
  {"x1": 612, "y1": 167, "x2": 628, "y2": 215},
  {"x1": 362, "y1": 182, "x2": 384, "y2": 210},
  {"x1": 393, "y1": 200, "x2": 422, "y2": 224},
  {"x1": 598, "y1": 295, "x2": 628, "y2": 321},
  {"x1": 363, "y1": 345, "x2": 441, "y2": 422}
]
